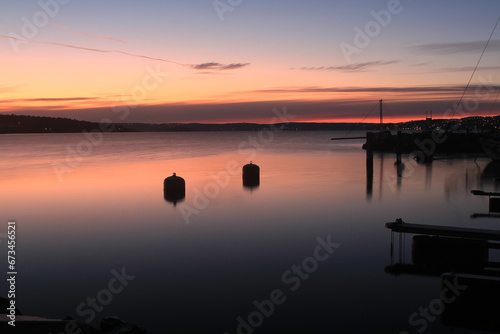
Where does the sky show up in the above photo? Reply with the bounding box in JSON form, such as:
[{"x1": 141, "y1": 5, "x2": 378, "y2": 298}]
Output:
[{"x1": 1, "y1": 0, "x2": 500, "y2": 124}]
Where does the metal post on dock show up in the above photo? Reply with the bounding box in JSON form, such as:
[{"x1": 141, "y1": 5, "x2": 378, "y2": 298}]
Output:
[{"x1": 389, "y1": 221, "x2": 406, "y2": 265}]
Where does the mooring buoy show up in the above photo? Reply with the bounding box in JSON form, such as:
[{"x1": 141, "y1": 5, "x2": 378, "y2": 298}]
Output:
[
  {"x1": 242, "y1": 161, "x2": 260, "y2": 188},
  {"x1": 163, "y1": 172, "x2": 185, "y2": 205}
]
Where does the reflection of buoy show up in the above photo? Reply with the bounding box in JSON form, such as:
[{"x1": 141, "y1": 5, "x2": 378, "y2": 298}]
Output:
[
  {"x1": 163, "y1": 173, "x2": 185, "y2": 205},
  {"x1": 243, "y1": 161, "x2": 260, "y2": 188}
]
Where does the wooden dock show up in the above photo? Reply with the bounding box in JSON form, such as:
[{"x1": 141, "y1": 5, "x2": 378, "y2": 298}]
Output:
[
  {"x1": 385, "y1": 221, "x2": 500, "y2": 241},
  {"x1": 471, "y1": 190, "x2": 500, "y2": 197}
]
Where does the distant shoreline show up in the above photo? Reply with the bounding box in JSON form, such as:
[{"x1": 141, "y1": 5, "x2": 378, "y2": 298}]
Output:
[{"x1": 0, "y1": 114, "x2": 498, "y2": 134}]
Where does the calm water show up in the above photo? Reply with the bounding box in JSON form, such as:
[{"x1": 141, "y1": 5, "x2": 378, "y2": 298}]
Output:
[{"x1": 1, "y1": 131, "x2": 499, "y2": 333}]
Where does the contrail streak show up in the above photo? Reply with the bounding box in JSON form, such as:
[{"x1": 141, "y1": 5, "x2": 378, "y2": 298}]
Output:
[
  {"x1": 48, "y1": 22, "x2": 128, "y2": 44},
  {"x1": 0, "y1": 35, "x2": 250, "y2": 71},
  {"x1": 0, "y1": 34, "x2": 187, "y2": 67}
]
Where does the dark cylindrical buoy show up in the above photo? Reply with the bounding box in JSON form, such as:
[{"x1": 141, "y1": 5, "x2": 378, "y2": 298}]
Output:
[
  {"x1": 242, "y1": 161, "x2": 260, "y2": 188},
  {"x1": 164, "y1": 173, "x2": 185, "y2": 205}
]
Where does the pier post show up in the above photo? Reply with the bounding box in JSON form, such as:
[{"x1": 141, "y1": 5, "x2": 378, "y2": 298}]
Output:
[{"x1": 366, "y1": 132, "x2": 374, "y2": 199}]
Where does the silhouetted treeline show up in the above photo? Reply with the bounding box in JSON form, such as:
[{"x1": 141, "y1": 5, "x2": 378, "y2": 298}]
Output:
[
  {"x1": 1, "y1": 114, "x2": 500, "y2": 133},
  {"x1": 124, "y1": 116, "x2": 500, "y2": 132},
  {"x1": 0, "y1": 114, "x2": 132, "y2": 133},
  {"x1": 122, "y1": 122, "x2": 380, "y2": 132}
]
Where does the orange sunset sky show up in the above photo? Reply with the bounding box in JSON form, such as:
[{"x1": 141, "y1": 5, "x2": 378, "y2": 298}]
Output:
[{"x1": 1, "y1": 0, "x2": 500, "y2": 124}]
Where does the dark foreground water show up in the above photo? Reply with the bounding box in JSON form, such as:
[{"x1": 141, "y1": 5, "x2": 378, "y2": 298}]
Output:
[{"x1": 1, "y1": 131, "x2": 499, "y2": 333}]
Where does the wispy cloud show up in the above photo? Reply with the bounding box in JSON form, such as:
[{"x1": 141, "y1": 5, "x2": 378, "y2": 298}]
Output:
[
  {"x1": 295, "y1": 60, "x2": 399, "y2": 72},
  {"x1": 253, "y1": 85, "x2": 500, "y2": 96},
  {"x1": 409, "y1": 40, "x2": 500, "y2": 55},
  {"x1": 0, "y1": 97, "x2": 99, "y2": 104},
  {"x1": 412, "y1": 62, "x2": 432, "y2": 67},
  {"x1": 254, "y1": 85, "x2": 481, "y2": 94},
  {"x1": 434, "y1": 66, "x2": 500, "y2": 72},
  {"x1": 0, "y1": 35, "x2": 248, "y2": 72},
  {"x1": 0, "y1": 85, "x2": 22, "y2": 93},
  {"x1": 48, "y1": 22, "x2": 128, "y2": 44},
  {"x1": 190, "y1": 62, "x2": 250, "y2": 70}
]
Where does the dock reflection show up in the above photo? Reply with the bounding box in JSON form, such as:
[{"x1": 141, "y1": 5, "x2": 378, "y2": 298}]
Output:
[
  {"x1": 480, "y1": 161, "x2": 500, "y2": 192},
  {"x1": 441, "y1": 273, "x2": 500, "y2": 332},
  {"x1": 384, "y1": 220, "x2": 500, "y2": 331},
  {"x1": 364, "y1": 153, "x2": 500, "y2": 201}
]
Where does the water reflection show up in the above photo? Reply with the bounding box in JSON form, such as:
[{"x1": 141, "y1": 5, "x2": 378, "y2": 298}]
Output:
[
  {"x1": 379, "y1": 153, "x2": 385, "y2": 197},
  {"x1": 3, "y1": 132, "x2": 500, "y2": 333},
  {"x1": 243, "y1": 183, "x2": 260, "y2": 191},
  {"x1": 395, "y1": 157, "x2": 404, "y2": 193},
  {"x1": 481, "y1": 161, "x2": 500, "y2": 192},
  {"x1": 425, "y1": 162, "x2": 432, "y2": 191},
  {"x1": 163, "y1": 192, "x2": 186, "y2": 206},
  {"x1": 441, "y1": 273, "x2": 500, "y2": 332},
  {"x1": 366, "y1": 149, "x2": 373, "y2": 201},
  {"x1": 470, "y1": 188, "x2": 500, "y2": 218},
  {"x1": 385, "y1": 220, "x2": 500, "y2": 332},
  {"x1": 363, "y1": 151, "x2": 500, "y2": 205}
]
